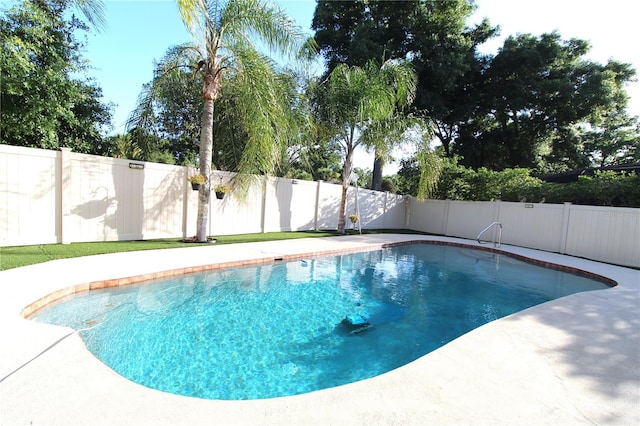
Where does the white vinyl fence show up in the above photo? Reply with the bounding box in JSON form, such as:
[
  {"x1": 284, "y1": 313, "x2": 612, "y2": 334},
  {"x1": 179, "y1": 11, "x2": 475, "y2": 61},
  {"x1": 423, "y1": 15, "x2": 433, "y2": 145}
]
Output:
[
  {"x1": 406, "y1": 198, "x2": 640, "y2": 268},
  {"x1": 1, "y1": 144, "x2": 638, "y2": 268},
  {"x1": 0, "y1": 144, "x2": 405, "y2": 246}
]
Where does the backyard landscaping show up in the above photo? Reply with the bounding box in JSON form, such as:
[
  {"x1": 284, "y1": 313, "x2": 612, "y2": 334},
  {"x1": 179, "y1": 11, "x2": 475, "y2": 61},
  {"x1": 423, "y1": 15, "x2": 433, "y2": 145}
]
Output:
[
  {"x1": 0, "y1": 230, "x2": 429, "y2": 271},
  {"x1": 0, "y1": 231, "x2": 337, "y2": 271}
]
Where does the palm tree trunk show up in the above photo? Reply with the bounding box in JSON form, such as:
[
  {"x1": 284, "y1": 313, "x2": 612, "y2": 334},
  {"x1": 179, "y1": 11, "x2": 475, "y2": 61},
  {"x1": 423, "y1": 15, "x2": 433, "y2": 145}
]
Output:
[
  {"x1": 195, "y1": 70, "x2": 220, "y2": 242},
  {"x1": 337, "y1": 146, "x2": 355, "y2": 234},
  {"x1": 372, "y1": 155, "x2": 383, "y2": 190},
  {"x1": 338, "y1": 185, "x2": 348, "y2": 234},
  {"x1": 196, "y1": 98, "x2": 214, "y2": 242}
]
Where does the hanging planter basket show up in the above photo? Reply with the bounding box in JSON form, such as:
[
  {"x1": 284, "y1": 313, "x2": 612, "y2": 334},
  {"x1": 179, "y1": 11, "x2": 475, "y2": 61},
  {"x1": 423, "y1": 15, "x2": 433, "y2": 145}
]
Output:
[
  {"x1": 188, "y1": 174, "x2": 206, "y2": 191},
  {"x1": 214, "y1": 184, "x2": 230, "y2": 200}
]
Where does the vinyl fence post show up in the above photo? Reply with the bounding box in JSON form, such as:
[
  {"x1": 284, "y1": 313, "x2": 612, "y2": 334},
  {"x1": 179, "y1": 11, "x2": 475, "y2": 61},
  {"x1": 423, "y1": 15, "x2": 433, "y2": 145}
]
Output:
[
  {"x1": 560, "y1": 202, "x2": 572, "y2": 254},
  {"x1": 443, "y1": 199, "x2": 451, "y2": 236},
  {"x1": 260, "y1": 176, "x2": 268, "y2": 234},
  {"x1": 403, "y1": 195, "x2": 411, "y2": 229},
  {"x1": 314, "y1": 180, "x2": 322, "y2": 231},
  {"x1": 58, "y1": 147, "x2": 72, "y2": 244}
]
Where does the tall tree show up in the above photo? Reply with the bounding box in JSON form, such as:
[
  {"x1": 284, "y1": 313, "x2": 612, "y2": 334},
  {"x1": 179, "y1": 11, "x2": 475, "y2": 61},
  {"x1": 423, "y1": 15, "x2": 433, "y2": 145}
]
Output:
[
  {"x1": 127, "y1": 47, "x2": 203, "y2": 165},
  {"x1": 171, "y1": 0, "x2": 306, "y2": 242},
  {"x1": 312, "y1": 0, "x2": 496, "y2": 187},
  {"x1": 312, "y1": 60, "x2": 416, "y2": 233},
  {"x1": 128, "y1": 45, "x2": 315, "y2": 172},
  {"x1": 313, "y1": 0, "x2": 417, "y2": 188},
  {"x1": 312, "y1": 0, "x2": 418, "y2": 70},
  {"x1": 455, "y1": 32, "x2": 638, "y2": 172},
  {"x1": 1, "y1": 0, "x2": 112, "y2": 151},
  {"x1": 583, "y1": 113, "x2": 640, "y2": 167},
  {"x1": 409, "y1": 2, "x2": 496, "y2": 156}
]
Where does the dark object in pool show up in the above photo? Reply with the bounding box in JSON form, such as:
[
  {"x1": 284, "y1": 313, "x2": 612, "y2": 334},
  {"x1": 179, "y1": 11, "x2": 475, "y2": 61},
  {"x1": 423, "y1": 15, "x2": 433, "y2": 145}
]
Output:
[{"x1": 341, "y1": 314, "x2": 371, "y2": 334}]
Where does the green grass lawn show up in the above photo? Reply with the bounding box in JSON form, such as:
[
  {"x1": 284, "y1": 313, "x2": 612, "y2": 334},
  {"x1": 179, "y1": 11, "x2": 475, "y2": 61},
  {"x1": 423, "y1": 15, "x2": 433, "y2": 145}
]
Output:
[
  {"x1": 0, "y1": 229, "x2": 428, "y2": 271},
  {"x1": 0, "y1": 231, "x2": 339, "y2": 271}
]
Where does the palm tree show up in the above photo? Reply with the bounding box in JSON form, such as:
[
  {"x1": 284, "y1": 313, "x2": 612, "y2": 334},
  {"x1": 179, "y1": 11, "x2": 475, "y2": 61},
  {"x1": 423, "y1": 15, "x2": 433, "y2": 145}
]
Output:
[
  {"x1": 110, "y1": 134, "x2": 142, "y2": 160},
  {"x1": 313, "y1": 60, "x2": 417, "y2": 233},
  {"x1": 174, "y1": 0, "x2": 306, "y2": 242},
  {"x1": 73, "y1": 0, "x2": 107, "y2": 32}
]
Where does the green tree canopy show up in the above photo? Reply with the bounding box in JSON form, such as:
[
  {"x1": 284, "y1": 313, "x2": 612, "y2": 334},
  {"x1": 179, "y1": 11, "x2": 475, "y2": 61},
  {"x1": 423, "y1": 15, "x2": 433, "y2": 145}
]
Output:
[
  {"x1": 1, "y1": 0, "x2": 112, "y2": 151},
  {"x1": 583, "y1": 113, "x2": 640, "y2": 167},
  {"x1": 454, "y1": 32, "x2": 638, "y2": 172},
  {"x1": 312, "y1": 1, "x2": 638, "y2": 176},
  {"x1": 312, "y1": 0, "x2": 497, "y2": 184},
  {"x1": 126, "y1": 46, "x2": 203, "y2": 165}
]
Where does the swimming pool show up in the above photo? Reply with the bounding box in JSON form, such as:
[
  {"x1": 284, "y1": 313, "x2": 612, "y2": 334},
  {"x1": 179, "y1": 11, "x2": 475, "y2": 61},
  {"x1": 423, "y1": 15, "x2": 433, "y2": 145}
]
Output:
[{"x1": 30, "y1": 243, "x2": 611, "y2": 400}]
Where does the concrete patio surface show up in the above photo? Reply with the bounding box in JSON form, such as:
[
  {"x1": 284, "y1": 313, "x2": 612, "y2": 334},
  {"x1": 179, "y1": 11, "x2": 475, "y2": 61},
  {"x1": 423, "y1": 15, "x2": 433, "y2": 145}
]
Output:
[{"x1": 0, "y1": 234, "x2": 638, "y2": 425}]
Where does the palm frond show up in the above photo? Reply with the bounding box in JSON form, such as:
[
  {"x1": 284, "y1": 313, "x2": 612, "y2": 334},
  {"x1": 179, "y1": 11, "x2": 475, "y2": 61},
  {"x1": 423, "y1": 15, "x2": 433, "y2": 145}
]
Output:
[
  {"x1": 177, "y1": 0, "x2": 206, "y2": 35},
  {"x1": 227, "y1": 44, "x2": 293, "y2": 191},
  {"x1": 126, "y1": 43, "x2": 201, "y2": 133},
  {"x1": 125, "y1": 82, "x2": 158, "y2": 133},
  {"x1": 74, "y1": 0, "x2": 107, "y2": 33},
  {"x1": 416, "y1": 131, "x2": 443, "y2": 200},
  {"x1": 220, "y1": 0, "x2": 307, "y2": 60}
]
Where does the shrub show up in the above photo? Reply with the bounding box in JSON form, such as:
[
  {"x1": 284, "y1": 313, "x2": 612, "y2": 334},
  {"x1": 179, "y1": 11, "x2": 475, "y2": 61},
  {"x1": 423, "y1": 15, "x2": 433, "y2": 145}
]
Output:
[
  {"x1": 431, "y1": 162, "x2": 639, "y2": 207},
  {"x1": 542, "y1": 172, "x2": 640, "y2": 207}
]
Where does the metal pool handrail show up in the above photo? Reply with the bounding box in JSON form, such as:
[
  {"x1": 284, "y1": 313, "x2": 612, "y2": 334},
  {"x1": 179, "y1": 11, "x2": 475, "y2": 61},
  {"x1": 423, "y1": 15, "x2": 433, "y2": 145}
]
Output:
[{"x1": 477, "y1": 222, "x2": 503, "y2": 247}]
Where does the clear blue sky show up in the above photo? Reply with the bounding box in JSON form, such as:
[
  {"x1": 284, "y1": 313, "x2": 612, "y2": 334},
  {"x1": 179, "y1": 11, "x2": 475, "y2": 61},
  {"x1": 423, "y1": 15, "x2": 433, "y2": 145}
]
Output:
[{"x1": 79, "y1": 0, "x2": 638, "y2": 169}]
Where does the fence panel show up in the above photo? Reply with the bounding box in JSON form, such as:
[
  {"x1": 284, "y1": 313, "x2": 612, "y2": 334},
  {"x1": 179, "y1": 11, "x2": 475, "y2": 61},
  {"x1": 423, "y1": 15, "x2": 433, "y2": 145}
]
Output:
[
  {"x1": 316, "y1": 181, "x2": 342, "y2": 230},
  {"x1": 498, "y1": 202, "x2": 565, "y2": 252},
  {"x1": 445, "y1": 201, "x2": 497, "y2": 240},
  {"x1": 141, "y1": 161, "x2": 188, "y2": 240},
  {"x1": 564, "y1": 205, "x2": 640, "y2": 267},
  {"x1": 407, "y1": 199, "x2": 447, "y2": 235},
  {"x1": 354, "y1": 189, "x2": 386, "y2": 229},
  {"x1": 263, "y1": 177, "x2": 317, "y2": 232},
  {"x1": 209, "y1": 173, "x2": 263, "y2": 236},
  {"x1": 383, "y1": 193, "x2": 407, "y2": 229},
  {"x1": 0, "y1": 145, "x2": 58, "y2": 246},
  {"x1": 65, "y1": 153, "x2": 186, "y2": 242},
  {"x1": 345, "y1": 189, "x2": 406, "y2": 230},
  {"x1": 289, "y1": 179, "x2": 319, "y2": 231}
]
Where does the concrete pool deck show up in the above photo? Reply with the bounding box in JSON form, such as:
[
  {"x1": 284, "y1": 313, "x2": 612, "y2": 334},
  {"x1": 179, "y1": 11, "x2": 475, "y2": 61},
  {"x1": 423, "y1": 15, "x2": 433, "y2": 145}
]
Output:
[{"x1": 0, "y1": 234, "x2": 638, "y2": 425}]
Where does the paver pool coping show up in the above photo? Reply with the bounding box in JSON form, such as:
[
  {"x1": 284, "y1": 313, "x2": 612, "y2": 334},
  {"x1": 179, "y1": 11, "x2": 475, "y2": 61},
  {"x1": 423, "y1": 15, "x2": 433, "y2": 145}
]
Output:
[{"x1": 1, "y1": 234, "x2": 639, "y2": 425}]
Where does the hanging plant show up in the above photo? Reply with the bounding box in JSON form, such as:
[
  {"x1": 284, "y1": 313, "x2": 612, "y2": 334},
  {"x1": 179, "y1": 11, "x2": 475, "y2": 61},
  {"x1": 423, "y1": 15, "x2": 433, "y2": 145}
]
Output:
[
  {"x1": 189, "y1": 174, "x2": 206, "y2": 190},
  {"x1": 214, "y1": 184, "x2": 230, "y2": 199}
]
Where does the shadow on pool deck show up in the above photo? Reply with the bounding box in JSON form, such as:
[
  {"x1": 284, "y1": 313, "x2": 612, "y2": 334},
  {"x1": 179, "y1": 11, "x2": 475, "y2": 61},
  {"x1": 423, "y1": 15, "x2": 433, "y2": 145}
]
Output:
[{"x1": 509, "y1": 288, "x2": 640, "y2": 409}]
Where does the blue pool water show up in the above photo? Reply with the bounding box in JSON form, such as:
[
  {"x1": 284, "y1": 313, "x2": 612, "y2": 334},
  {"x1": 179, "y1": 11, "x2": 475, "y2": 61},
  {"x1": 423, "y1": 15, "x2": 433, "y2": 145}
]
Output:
[{"x1": 31, "y1": 244, "x2": 610, "y2": 400}]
